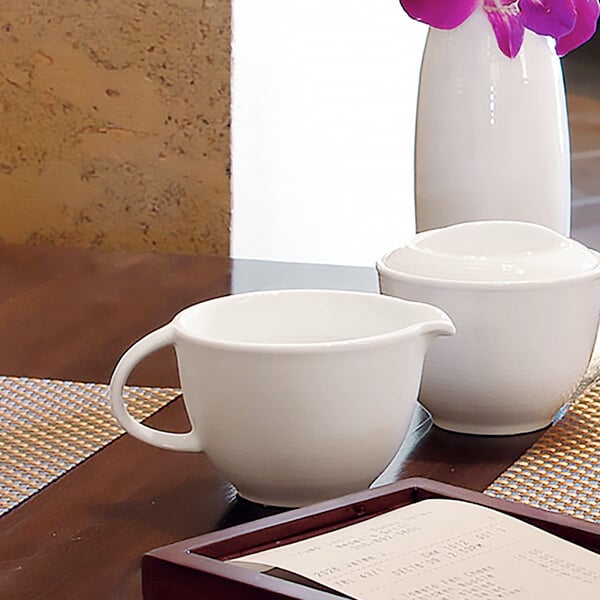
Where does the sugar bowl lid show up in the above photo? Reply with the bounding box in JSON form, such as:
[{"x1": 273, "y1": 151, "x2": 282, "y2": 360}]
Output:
[{"x1": 380, "y1": 221, "x2": 599, "y2": 283}]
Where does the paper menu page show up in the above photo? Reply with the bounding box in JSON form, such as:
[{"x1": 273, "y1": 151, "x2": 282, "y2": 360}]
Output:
[{"x1": 231, "y1": 499, "x2": 600, "y2": 599}]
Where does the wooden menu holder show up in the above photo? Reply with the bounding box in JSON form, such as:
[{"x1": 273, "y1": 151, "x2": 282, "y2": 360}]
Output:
[{"x1": 142, "y1": 477, "x2": 600, "y2": 599}]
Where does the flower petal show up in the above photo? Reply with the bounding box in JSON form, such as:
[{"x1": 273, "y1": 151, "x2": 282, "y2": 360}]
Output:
[
  {"x1": 484, "y1": 1, "x2": 526, "y2": 57},
  {"x1": 520, "y1": 0, "x2": 577, "y2": 38},
  {"x1": 556, "y1": 0, "x2": 600, "y2": 55},
  {"x1": 398, "y1": 0, "x2": 480, "y2": 29}
]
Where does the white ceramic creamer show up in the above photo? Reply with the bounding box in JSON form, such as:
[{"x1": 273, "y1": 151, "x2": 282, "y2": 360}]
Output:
[{"x1": 109, "y1": 289, "x2": 454, "y2": 506}]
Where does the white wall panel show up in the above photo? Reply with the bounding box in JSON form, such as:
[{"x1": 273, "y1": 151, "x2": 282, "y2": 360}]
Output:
[{"x1": 231, "y1": 0, "x2": 426, "y2": 266}]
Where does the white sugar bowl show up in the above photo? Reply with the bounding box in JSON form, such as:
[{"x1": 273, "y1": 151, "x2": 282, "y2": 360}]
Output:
[{"x1": 377, "y1": 221, "x2": 600, "y2": 435}]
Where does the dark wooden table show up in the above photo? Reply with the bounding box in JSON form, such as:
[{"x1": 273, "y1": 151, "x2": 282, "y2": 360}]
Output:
[{"x1": 0, "y1": 243, "x2": 544, "y2": 600}]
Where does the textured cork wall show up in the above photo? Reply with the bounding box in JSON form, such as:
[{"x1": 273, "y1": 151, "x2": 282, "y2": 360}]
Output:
[{"x1": 0, "y1": 0, "x2": 231, "y2": 255}]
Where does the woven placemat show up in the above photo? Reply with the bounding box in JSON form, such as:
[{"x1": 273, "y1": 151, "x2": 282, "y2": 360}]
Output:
[
  {"x1": 3, "y1": 368, "x2": 599, "y2": 523},
  {"x1": 485, "y1": 376, "x2": 600, "y2": 523},
  {"x1": 0, "y1": 376, "x2": 180, "y2": 516}
]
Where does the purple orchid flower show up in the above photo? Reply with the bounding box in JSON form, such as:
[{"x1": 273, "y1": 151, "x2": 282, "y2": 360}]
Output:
[
  {"x1": 556, "y1": 0, "x2": 600, "y2": 54},
  {"x1": 399, "y1": 0, "x2": 600, "y2": 58},
  {"x1": 396, "y1": 0, "x2": 480, "y2": 29},
  {"x1": 485, "y1": 0, "x2": 525, "y2": 58}
]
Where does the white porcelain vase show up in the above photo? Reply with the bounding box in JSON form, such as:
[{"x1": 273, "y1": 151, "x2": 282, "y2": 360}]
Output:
[{"x1": 415, "y1": 9, "x2": 571, "y2": 235}]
